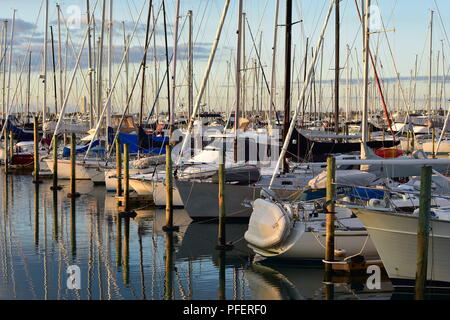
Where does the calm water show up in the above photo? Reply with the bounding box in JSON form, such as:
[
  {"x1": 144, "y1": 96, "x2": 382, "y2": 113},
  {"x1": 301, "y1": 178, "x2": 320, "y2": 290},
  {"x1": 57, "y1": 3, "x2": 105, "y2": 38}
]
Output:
[{"x1": 0, "y1": 171, "x2": 396, "y2": 300}]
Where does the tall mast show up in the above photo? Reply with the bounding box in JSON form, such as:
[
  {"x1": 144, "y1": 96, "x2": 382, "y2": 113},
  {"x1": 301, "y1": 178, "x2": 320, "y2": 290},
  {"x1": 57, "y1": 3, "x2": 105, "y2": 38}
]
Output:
[
  {"x1": 361, "y1": 0, "x2": 370, "y2": 159},
  {"x1": 428, "y1": 10, "x2": 433, "y2": 121},
  {"x1": 269, "y1": 0, "x2": 335, "y2": 188},
  {"x1": 334, "y1": 0, "x2": 340, "y2": 134},
  {"x1": 97, "y1": 0, "x2": 106, "y2": 125},
  {"x1": 413, "y1": 54, "x2": 418, "y2": 109},
  {"x1": 268, "y1": 0, "x2": 280, "y2": 131},
  {"x1": 187, "y1": 10, "x2": 193, "y2": 119},
  {"x1": 152, "y1": 6, "x2": 159, "y2": 119},
  {"x1": 57, "y1": 4, "x2": 63, "y2": 120},
  {"x1": 242, "y1": 12, "x2": 246, "y2": 119},
  {"x1": 318, "y1": 40, "x2": 324, "y2": 121},
  {"x1": 301, "y1": 37, "x2": 308, "y2": 125},
  {"x1": 139, "y1": 1, "x2": 153, "y2": 128},
  {"x1": 170, "y1": 0, "x2": 181, "y2": 134},
  {"x1": 86, "y1": 0, "x2": 94, "y2": 128},
  {"x1": 226, "y1": 60, "x2": 230, "y2": 117},
  {"x1": 436, "y1": 51, "x2": 440, "y2": 111},
  {"x1": 107, "y1": 0, "x2": 113, "y2": 136},
  {"x1": 122, "y1": 22, "x2": 129, "y2": 108},
  {"x1": 50, "y1": 26, "x2": 58, "y2": 115},
  {"x1": 346, "y1": 44, "x2": 350, "y2": 122},
  {"x1": 6, "y1": 11, "x2": 16, "y2": 122},
  {"x1": 162, "y1": 0, "x2": 171, "y2": 131},
  {"x1": 282, "y1": 0, "x2": 292, "y2": 173},
  {"x1": 442, "y1": 40, "x2": 446, "y2": 112},
  {"x1": 27, "y1": 51, "x2": 32, "y2": 123},
  {"x1": 234, "y1": 0, "x2": 243, "y2": 163},
  {"x1": 2, "y1": 21, "x2": 7, "y2": 119},
  {"x1": 43, "y1": 0, "x2": 48, "y2": 135}
]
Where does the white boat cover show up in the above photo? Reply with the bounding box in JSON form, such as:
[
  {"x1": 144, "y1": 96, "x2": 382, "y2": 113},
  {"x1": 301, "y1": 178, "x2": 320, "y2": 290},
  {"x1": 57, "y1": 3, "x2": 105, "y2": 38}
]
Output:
[
  {"x1": 244, "y1": 199, "x2": 291, "y2": 249},
  {"x1": 308, "y1": 170, "x2": 377, "y2": 189},
  {"x1": 131, "y1": 155, "x2": 166, "y2": 169}
]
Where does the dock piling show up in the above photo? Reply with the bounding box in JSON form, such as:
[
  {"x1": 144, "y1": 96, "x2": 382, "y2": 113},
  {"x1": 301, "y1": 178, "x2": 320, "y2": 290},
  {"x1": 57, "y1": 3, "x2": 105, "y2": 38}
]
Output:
[
  {"x1": 431, "y1": 127, "x2": 436, "y2": 158},
  {"x1": 123, "y1": 143, "x2": 130, "y2": 212},
  {"x1": 323, "y1": 156, "x2": 336, "y2": 300},
  {"x1": 9, "y1": 130, "x2": 13, "y2": 161},
  {"x1": 325, "y1": 156, "x2": 336, "y2": 272},
  {"x1": 415, "y1": 165, "x2": 432, "y2": 300},
  {"x1": 4, "y1": 128, "x2": 8, "y2": 174},
  {"x1": 116, "y1": 136, "x2": 122, "y2": 197},
  {"x1": 216, "y1": 142, "x2": 233, "y2": 250},
  {"x1": 68, "y1": 133, "x2": 80, "y2": 198},
  {"x1": 118, "y1": 143, "x2": 137, "y2": 218},
  {"x1": 50, "y1": 136, "x2": 61, "y2": 190},
  {"x1": 163, "y1": 144, "x2": 178, "y2": 232},
  {"x1": 33, "y1": 117, "x2": 39, "y2": 182}
]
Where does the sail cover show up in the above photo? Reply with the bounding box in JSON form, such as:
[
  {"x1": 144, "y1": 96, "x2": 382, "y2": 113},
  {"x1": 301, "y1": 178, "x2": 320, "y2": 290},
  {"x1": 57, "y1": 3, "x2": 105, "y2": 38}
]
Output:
[{"x1": 287, "y1": 128, "x2": 400, "y2": 162}]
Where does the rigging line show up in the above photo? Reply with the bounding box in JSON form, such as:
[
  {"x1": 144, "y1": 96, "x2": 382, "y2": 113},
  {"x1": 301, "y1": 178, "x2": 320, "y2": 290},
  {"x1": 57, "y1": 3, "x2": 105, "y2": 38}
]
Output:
[
  {"x1": 58, "y1": 8, "x2": 91, "y2": 100},
  {"x1": 433, "y1": 0, "x2": 450, "y2": 49},
  {"x1": 244, "y1": 17, "x2": 280, "y2": 124},
  {"x1": 373, "y1": 0, "x2": 416, "y2": 118},
  {"x1": 145, "y1": 17, "x2": 188, "y2": 124}
]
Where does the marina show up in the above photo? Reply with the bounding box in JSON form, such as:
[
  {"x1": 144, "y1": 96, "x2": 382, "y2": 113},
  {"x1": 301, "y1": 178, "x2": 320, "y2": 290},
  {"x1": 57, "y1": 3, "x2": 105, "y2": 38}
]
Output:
[{"x1": 0, "y1": 0, "x2": 450, "y2": 304}]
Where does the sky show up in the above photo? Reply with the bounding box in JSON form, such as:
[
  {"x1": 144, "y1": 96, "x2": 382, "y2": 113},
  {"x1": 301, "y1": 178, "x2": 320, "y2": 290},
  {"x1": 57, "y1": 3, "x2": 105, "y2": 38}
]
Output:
[{"x1": 0, "y1": 0, "x2": 449, "y2": 116}]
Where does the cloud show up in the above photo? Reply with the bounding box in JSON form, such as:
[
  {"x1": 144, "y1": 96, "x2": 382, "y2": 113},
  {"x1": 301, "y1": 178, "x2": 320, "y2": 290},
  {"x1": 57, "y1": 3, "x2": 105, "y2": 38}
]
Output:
[{"x1": 0, "y1": 18, "x2": 37, "y2": 35}]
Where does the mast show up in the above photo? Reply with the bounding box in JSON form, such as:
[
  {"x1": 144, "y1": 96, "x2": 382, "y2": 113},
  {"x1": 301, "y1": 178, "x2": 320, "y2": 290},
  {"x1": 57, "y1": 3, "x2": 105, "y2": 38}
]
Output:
[
  {"x1": 50, "y1": 26, "x2": 58, "y2": 115},
  {"x1": 152, "y1": 6, "x2": 159, "y2": 120},
  {"x1": 436, "y1": 50, "x2": 440, "y2": 111},
  {"x1": 170, "y1": 0, "x2": 181, "y2": 135},
  {"x1": 301, "y1": 37, "x2": 308, "y2": 125},
  {"x1": 413, "y1": 54, "x2": 418, "y2": 109},
  {"x1": 282, "y1": 0, "x2": 292, "y2": 173},
  {"x1": 360, "y1": 0, "x2": 370, "y2": 159},
  {"x1": 242, "y1": 12, "x2": 246, "y2": 119},
  {"x1": 57, "y1": 4, "x2": 63, "y2": 120},
  {"x1": 43, "y1": 0, "x2": 48, "y2": 135},
  {"x1": 187, "y1": 10, "x2": 193, "y2": 119},
  {"x1": 268, "y1": 0, "x2": 280, "y2": 132},
  {"x1": 318, "y1": 40, "x2": 324, "y2": 121},
  {"x1": 334, "y1": 0, "x2": 340, "y2": 134},
  {"x1": 428, "y1": 10, "x2": 433, "y2": 122},
  {"x1": 234, "y1": 0, "x2": 243, "y2": 163},
  {"x1": 107, "y1": 0, "x2": 113, "y2": 139},
  {"x1": 162, "y1": 0, "x2": 171, "y2": 132},
  {"x1": 27, "y1": 51, "x2": 31, "y2": 123},
  {"x1": 226, "y1": 60, "x2": 230, "y2": 117},
  {"x1": 346, "y1": 44, "x2": 350, "y2": 122},
  {"x1": 139, "y1": 1, "x2": 153, "y2": 128},
  {"x1": 86, "y1": 0, "x2": 94, "y2": 128},
  {"x1": 269, "y1": 0, "x2": 335, "y2": 188},
  {"x1": 442, "y1": 40, "x2": 446, "y2": 112},
  {"x1": 97, "y1": 0, "x2": 106, "y2": 126},
  {"x1": 6, "y1": 11, "x2": 15, "y2": 123},
  {"x1": 2, "y1": 21, "x2": 7, "y2": 119}
]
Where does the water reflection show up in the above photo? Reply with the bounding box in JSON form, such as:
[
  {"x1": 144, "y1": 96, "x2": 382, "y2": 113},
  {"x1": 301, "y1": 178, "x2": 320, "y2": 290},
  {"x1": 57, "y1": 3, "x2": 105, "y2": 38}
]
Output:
[
  {"x1": 244, "y1": 262, "x2": 394, "y2": 300},
  {"x1": 0, "y1": 172, "x2": 400, "y2": 300}
]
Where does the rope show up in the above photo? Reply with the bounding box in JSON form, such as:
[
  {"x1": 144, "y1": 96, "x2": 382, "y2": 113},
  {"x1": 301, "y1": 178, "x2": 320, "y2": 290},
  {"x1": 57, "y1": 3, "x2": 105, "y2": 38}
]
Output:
[{"x1": 343, "y1": 235, "x2": 370, "y2": 261}]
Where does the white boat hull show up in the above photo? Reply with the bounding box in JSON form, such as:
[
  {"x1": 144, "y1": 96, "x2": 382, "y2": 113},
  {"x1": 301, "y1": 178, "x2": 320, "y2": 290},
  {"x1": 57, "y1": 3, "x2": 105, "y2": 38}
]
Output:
[
  {"x1": 45, "y1": 159, "x2": 109, "y2": 184},
  {"x1": 353, "y1": 207, "x2": 450, "y2": 289},
  {"x1": 176, "y1": 180, "x2": 259, "y2": 220}
]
